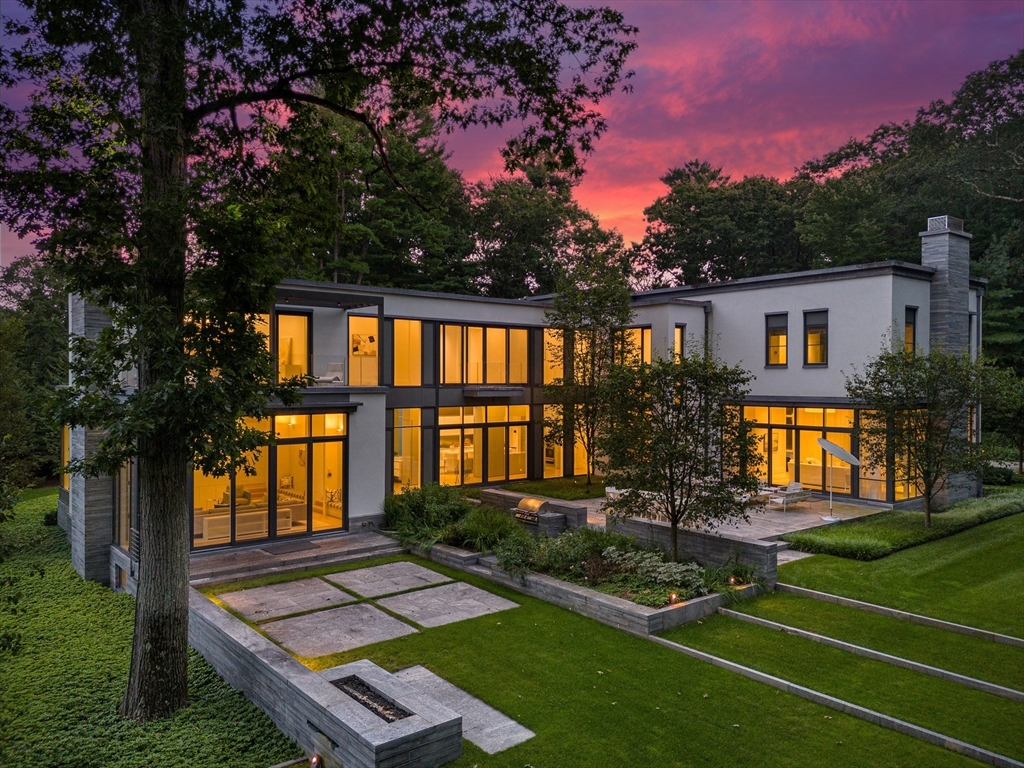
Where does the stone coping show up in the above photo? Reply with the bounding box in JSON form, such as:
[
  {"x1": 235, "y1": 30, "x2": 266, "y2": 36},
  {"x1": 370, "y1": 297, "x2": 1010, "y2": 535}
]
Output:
[
  {"x1": 411, "y1": 543, "x2": 760, "y2": 636},
  {"x1": 188, "y1": 588, "x2": 462, "y2": 768}
]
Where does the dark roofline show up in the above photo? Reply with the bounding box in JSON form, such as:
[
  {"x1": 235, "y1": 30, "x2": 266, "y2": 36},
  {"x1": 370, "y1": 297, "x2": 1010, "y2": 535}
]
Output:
[
  {"x1": 631, "y1": 261, "x2": 938, "y2": 302},
  {"x1": 278, "y1": 278, "x2": 554, "y2": 308}
]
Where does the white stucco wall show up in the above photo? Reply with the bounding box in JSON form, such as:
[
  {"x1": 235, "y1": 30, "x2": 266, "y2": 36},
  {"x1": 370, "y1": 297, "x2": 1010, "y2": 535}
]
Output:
[{"x1": 345, "y1": 390, "x2": 387, "y2": 528}]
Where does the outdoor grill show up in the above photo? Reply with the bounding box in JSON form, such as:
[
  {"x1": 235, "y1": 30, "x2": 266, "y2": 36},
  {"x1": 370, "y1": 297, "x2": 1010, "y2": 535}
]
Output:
[{"x1": 514, "y1": 497, "x2": 549, "y2": 525}]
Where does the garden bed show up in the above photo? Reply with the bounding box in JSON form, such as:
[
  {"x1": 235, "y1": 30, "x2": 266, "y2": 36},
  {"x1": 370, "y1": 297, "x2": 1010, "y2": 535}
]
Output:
[
  {"x1": 782, "y1": 490, "x2": 1024, "y2": 560},
  {"x1": 412, "y1": 542, "x2": 761, "y2": 635}
]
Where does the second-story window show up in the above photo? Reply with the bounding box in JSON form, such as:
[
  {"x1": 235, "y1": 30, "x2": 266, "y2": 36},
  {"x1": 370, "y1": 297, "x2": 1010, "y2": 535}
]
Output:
[
  {"x1": 904, "y1": 307, "x2": 917, "y2": 354},
  {"x1": 393, "y1": 319, "x2": 422, "y2": 386},
  {"x1": 277, "y1": 313, "x2": 310, "y2": 380},
  {"x1": 543, "y1": 328, "x2": 564, "y2": 384},
  {"x1": 440, "y1": 325, "x2": 528, "y2": 385},
  {"x1": 674, "y1": 324, "x2": 686, "y2": 359},
  {"x1": 804, "y1": 311, "x2": 828, "y2": 366},
  {"x1": 766, "y1": 314, "x2": 788, "y2": 366},
  {"x1": 623, "y1": 327, "x2": 652, "y2": 365},
  {"x1": 349, "y1": 315, "x2": 379, "y2": 386}
]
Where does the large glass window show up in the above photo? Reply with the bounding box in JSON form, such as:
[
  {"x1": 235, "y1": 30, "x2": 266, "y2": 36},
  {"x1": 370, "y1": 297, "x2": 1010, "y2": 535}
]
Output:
[
  {"x1": 393, "y1": 319, "x2": 422, "y2": 386},
  {"x1": 441, "y1": 325, "x2": 530, "y2": 385},
  {"x1": 393, "y1": 409, "x2": 422, "y2": 493},
  {"x1": 509, "y1": 329, "x2": 528, "y2": 384},
  {"x1": 349, "y1": 314, "x2": 379, "y2": 385},
  {"x1": 114, "y1": 462, "x2": 132, "y2": 550},
  {"x1": 823, "y1": 432, "x2": 853, "y2": 493},
  {"x1": 766, "y1": 314, "x2": 787, "y2": 366},
  {"x1": 437, "y1": 406, "x2": 529, "y2": 486},
  {"x1": 312, "y1": 441, "x2": 344, "y2": 531},
  {"x1": 61, "y1": 424, "x2": 70, "y2": 490},
  {"x1": 770, "y1": 428, "x2": 795, "y2": 486},
  {"x1": 192, "y1": 413, "x2": 345, "y2": 548},
  {"x1": 905, "y1": 307, "x2": 917, "y2": 354},
  {"x1": 442, "y1": 324, "x2": 463, "y2": 384},
  {"x1": 543, "y1": 404, "x2": 564, "y2": 478},
  {"x1": 624, "y1": 327, "x2": 652, "y2": 365},
  {"x1": 797, "y1": 431, "x2": 823, "y2": 490},
  {"x1": 543, "y1": 329, "x2": 563, "y2": 384},
  {"x1": 804, "y1": 311, "x2": 828, "y2": 366},
  {"x1": 277, "y1": 313, "x2": 309, "y2": 380}
]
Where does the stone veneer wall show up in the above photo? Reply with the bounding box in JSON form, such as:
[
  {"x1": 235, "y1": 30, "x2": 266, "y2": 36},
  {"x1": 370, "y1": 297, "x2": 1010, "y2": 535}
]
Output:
[
  {"x1": 606, "y1": 517, "x2": 778, "y2": 586},
  {"x1": 188, "y1": 589, "x2": 462, "y2": 768}
]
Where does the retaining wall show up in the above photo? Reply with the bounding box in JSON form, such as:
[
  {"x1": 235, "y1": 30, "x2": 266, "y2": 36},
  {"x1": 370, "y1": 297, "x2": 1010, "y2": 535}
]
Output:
[
  {"x1": 413, "y1": 544, "x2": 760, "y2": 636},
  {"x1": 188, "y1": 589, "x2": 462, "y2": 768},
  {"x1": 608, "y1": 516, "x2": 778, "y2": 586}
]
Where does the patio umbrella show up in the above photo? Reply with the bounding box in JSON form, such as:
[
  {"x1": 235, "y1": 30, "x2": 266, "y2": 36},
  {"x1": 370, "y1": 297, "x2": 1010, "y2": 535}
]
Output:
[{"x1": 816, "y1": 437, "x2": 861, "y2": 523}]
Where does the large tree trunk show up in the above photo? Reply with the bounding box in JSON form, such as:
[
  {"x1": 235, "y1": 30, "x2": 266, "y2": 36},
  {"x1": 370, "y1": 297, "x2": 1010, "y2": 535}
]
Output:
[{"x1": 121, "y1": 0, "x2": 191, "y2": 721}]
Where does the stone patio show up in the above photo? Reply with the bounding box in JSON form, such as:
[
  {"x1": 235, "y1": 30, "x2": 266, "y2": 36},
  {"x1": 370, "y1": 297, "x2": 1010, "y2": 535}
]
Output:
[
  {"x1": 219, "y1": 577, "x2": 354, "y2": 621},
  {"x1": 261, "y1": 603, "x2": 418, "y2": 657},
  {"x1": 325, "y1": 561, "x2": 452, "y2": 597},
  {"x1": 377, "y1": 581, "x2": 519, "y2": 628},
  {"x1": 394, "y1": 665, "x2": 534, "y2": 754}
]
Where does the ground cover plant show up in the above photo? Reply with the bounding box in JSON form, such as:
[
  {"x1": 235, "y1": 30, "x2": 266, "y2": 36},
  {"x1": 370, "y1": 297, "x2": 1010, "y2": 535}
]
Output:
[
  {"x1": 0, "y1": 490, "x2": 302, "y2": 768},
  {"x1": 501, "y1": 475, "x2": 608, "y2": 500},
  {"x1": 662, "y1": 612, "x2": 1024, "y2": 762},
  {"x1": 496, "y1": 526, "x2": 755, "y2": 607},
  {"x1": 783, "y1": 490, "x2": 1024, "y2": 559},
  {"x1": 732, "y1": 591, "x2": 1024, "y2": 692},
  {"x1": 781, "y1": 512, "x2": 1024, "y2": 637},
  {"x1": 242, "y1": 556, "x2": 980, "y2": 767}
]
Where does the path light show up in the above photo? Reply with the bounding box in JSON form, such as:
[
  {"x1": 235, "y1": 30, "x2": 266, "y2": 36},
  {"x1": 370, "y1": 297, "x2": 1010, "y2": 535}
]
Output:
[
  {"x1": 310, "y1": 756, "x2": 322, "y2": 768},
  {"x1": 669, "y1": 593, "x2": 678, "y2": 604},
  {"x1": 728, "y1": 576, "x2": 738, "y2": 586}
]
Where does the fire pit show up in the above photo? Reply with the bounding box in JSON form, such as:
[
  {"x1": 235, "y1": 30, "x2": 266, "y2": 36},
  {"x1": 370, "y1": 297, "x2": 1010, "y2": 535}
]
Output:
[{"x1": 332, "y1": 676, "x2": 411, "y2": 723}]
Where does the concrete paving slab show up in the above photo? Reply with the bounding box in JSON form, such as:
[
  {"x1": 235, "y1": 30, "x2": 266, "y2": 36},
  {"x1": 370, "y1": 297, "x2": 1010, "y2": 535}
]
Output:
[
  {"x1": 325, "y1": 561, "x2": 451, "y2": 597},
  {"x1": 394, "y1": 665, "x2": 534, "y2": 754},
  {"x1": 378, "y1": 581, "x2": 518, "y2": 628},
  {"x1": 262, "y1": 603, "x2": 417, "y2": 657},
  {"x1": 219, "y1": 577, "x2": 354, "y2": 621}
]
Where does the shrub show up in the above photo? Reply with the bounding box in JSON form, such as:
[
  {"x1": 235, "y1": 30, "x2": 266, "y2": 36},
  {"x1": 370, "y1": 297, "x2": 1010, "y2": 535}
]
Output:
[
  {"x1": 451, "y1": 505, "x2": 530, "y2": 554},
  {"x1": 383, "y1": 484, "x2": 473, "y2": 550},
  {"x1": 982, "y1": 464, "x2": 1014, "y2": 486},
  {"x1": 42, "y1": 509, "x2": 58, "y2": 526}
]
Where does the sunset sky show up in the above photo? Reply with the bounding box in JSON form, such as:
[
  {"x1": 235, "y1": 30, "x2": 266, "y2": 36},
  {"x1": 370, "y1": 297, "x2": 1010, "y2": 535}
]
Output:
[{"x1": 1, "y1": 0, "x2": 1022, "y2": 264}]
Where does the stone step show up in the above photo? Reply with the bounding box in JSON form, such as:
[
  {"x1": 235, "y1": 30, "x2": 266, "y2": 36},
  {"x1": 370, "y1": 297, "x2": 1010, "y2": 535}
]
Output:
[
  {"x1": 190, "y1": 541, "x2": 405, "y2": 587},
  {"x1": 775, "y1": 541, "x2": 790, "y2": 551}
]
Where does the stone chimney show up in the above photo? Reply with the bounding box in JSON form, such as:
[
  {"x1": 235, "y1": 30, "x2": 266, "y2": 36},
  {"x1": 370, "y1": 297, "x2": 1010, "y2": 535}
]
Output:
[{"x1": 920, "y1": 215, "x2": 971, "y2": 355}]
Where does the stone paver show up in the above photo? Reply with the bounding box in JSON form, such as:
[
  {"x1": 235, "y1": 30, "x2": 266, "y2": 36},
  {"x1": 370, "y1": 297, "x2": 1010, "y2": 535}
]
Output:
[
  {"x1": 325, "y1": 561, "x2": 451, "y2": 597},
  {"x1": 262, "y1": 603, "x2": 417, "y2": 657},
  {"x1": 378, "y1": 581, "x2": 518, "y2": 628},
  {"x1": 394, "y1": 665, "x2": 534, "y2": 754},
  {"x1": 219, "y1": 577, "x2": 354, "y2": 621},
  {"x1": 777, "y1": 548, "x2": 815, "y2": 564}
]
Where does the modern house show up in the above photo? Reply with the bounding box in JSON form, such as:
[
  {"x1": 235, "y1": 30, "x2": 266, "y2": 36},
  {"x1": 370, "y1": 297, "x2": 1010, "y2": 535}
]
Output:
[{"x1": 57, "y1": 215, "x2": 984, "y2": 590}]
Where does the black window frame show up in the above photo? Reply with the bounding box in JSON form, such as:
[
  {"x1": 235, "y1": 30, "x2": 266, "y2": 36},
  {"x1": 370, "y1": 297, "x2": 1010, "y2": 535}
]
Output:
[
  {"x1": 765, "y1": 313, "x2": 788, "y2": 368},
  {"x1": 803, "y1": 310, "x2": 828, "y2": 367},
  {"x1": 675, "y1": 324, "x2": 686, "y2": 359},
  {"x1": 904, "y1": 306, "x2": 917, "y2": 354}
]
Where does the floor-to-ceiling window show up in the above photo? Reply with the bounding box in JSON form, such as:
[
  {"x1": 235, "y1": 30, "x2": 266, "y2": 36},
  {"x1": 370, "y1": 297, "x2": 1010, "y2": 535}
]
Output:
[
  {"x1": 438, "y1": 405, "x2": 529, "y2": 486},
  {"x1": 191, "y1": 413, "x2": 347, "y2": 548},
  {"x1": 393, "y1": 319, "x2": 421, "y2": 387},
  {"x1": 392, "y1": 408, "x2": 422, "y2": 493}
]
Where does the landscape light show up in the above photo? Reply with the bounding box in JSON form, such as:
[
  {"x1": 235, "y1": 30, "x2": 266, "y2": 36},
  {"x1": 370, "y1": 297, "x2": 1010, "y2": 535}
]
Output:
[
  {"x1": 310, "y1": 756, "x2": 322, "y2": 767},
  {"x1": 669, "y1": 593, "x2": 678, "y2": 604}
]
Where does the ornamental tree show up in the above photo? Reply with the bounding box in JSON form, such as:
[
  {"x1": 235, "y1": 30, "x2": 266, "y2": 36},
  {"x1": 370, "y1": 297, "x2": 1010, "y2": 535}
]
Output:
[
  {"x1": 846, "y1": 345, "x2": 985, "y2": 527},
  {"x1": 0, "y1": 0, "x2": 636, "y2": 720},
  {"x1": 600, "y1": 353, "x2": 762, "y2": 562}
]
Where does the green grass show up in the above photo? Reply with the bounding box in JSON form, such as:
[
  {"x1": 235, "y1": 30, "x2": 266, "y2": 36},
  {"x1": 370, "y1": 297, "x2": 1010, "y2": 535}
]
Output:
[
  {"x1": 783, "y1": 490, "x2": 1024, "y2": 559},
  {"x1": 500, "y1": 475, "x2": 606, "y2": 500},
  {"x1": 781, "y1": 512, "x2": 1024, "y2": 636},
  {"x1": 731, "y1": 591, "x2": 1024, "y2": 691},
  {"x1": 209, "y1": 558, "x2": 976, "y2": 766},
  {"x1": 661, "y1": 613, "x2": 1024, "y2": 761},
  {"x1": 0, "y1": 489, "x2": 303, "y2": 768}
]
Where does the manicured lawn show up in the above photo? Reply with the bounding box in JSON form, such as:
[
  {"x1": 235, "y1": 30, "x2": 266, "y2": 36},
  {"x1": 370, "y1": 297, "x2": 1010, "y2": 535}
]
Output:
[
  {"x1": 783, "y1": 490, "x2": 1024, "y2": 559},
  {"x1": 661, "y1": 613, "x2": 1024, "y2": 761},
  {"x1": 732, "y1": 591, "x2": 1024, "y2": 692},
  {"x1": 781, "y1": 512, "x2": 1024, "y2": 636},
  {"x1": 501, "y1": 475, "x2": 607, "y2": 500},
  {"x1": 211, "y1": 559, "x2": 976, "y2": 766},
  {"x1": 0, "y1": 490, "x2": 303, "y2": 768}
]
